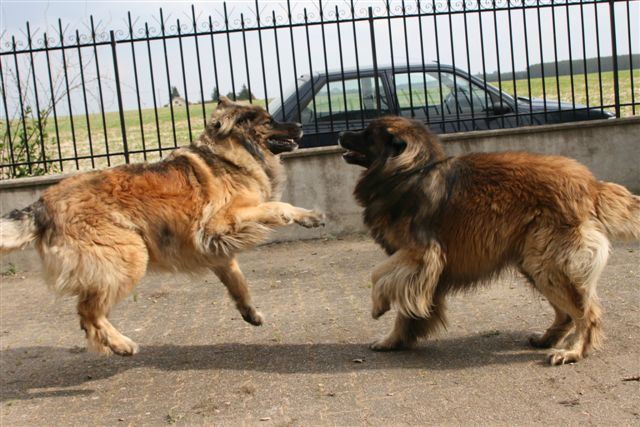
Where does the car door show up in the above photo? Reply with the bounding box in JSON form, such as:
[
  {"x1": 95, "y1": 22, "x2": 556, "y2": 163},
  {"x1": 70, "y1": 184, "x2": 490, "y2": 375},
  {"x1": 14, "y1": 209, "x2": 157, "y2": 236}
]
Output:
[
  {"x1": 393, "y1": 70, "x2": 510, "y2": 133},
  {"x1": 297, "y1": 74, "x2": 392, "y2": 148}
]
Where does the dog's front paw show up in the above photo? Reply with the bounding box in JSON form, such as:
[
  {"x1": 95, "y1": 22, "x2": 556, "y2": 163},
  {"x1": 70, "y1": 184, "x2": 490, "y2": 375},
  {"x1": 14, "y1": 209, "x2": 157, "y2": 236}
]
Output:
[
  {"x1": 546, "y1": 349, "x2": 582, "y2": 366},
  {"x1": 241, "y1": 307, "x2": 264, "y2": 326},
  {"x1": 295, "y1": 210, "x2": 325, "y2": 228}
]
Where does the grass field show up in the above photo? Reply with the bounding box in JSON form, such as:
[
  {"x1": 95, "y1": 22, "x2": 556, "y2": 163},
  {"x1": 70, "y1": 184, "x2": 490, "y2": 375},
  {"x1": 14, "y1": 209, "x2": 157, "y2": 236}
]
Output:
[{"x1": 1, "y1": 70, "x2": 638, "y2": 177}]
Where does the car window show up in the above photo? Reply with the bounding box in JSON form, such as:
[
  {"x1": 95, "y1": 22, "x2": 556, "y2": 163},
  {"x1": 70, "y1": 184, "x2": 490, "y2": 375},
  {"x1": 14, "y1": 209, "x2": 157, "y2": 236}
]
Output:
[
  {"x1": 395, "y1": 72, "x2": 492, "y2": 118},
  {"x1": 301, "y1": 77, "x2": 389, "y2": 125}
]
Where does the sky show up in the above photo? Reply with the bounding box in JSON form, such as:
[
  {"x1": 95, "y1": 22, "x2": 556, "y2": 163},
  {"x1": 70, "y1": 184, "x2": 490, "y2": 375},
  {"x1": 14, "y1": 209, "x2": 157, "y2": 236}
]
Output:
[{"x1": 1, "y1": 0, "x2": 638, "y2": 117}]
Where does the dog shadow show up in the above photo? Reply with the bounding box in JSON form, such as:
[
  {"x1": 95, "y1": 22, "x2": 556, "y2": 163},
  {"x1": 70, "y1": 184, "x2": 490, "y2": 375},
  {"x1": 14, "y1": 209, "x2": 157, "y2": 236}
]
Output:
[{"x1": 1, "y1": 331, "x2": 544, "y2": 402}]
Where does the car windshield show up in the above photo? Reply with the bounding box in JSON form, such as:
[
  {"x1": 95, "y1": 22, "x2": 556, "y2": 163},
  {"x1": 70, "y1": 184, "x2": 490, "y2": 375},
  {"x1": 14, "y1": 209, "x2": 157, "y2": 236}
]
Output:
[{"x1": 268, "y1": 76, "x2": 311, "y2": 118}]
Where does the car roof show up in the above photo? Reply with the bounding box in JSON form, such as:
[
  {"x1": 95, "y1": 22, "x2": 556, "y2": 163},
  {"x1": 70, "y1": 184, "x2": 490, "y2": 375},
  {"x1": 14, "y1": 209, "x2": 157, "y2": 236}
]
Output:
[{"x1": 298, "y1": 63, "x2": 459, "y2": 80}]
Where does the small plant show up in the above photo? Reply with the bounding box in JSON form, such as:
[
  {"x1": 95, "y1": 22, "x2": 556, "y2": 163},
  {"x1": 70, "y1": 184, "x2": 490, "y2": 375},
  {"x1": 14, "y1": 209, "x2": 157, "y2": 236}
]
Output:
[
  {"x1": 165, "y1": 413, "x2": 181, "y2": 424},
  {"x1": 2, "y1": 263, "x2": 17, "y2": 277}
]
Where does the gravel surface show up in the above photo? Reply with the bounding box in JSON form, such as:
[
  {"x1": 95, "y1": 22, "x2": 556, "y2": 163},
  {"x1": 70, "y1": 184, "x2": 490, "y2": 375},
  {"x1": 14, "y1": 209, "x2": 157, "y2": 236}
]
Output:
[{"x1": 1, "y1": 236, "x2": 639, "y2": 426}]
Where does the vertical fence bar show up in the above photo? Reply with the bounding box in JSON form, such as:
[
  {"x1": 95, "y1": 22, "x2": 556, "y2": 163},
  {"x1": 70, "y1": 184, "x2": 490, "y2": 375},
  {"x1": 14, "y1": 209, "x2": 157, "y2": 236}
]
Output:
[
  {"x1": 272, "y1": 10, "x2": 286, "y2": 121},
  {"x1": 240, "y1": 13, "x2": 253, "y2": 104},
  {"x1": 566, "y1": 2, "x2": 576, "y2": 119},
  {"x1": 417, "y1": 0, "x2": 431, "y2": 124},
  {"x1": 303, "y1": 8, "x2": 319, "y2": 133},
  {"x1": 26, "y1": 22, "x2": 47, "y2": 172},
  {"x1": 593, "y1": 3, "x2": 604, "y2": 113},
  {"x1": 43, "y1": 34, "x2": 63, "y2": 171},
  {"x1": 609, "y1": 0, "x2": 620, "y2": 118},
  {"x1": 255, "y1": 1, "x2": 269, "y2": 111},
  {"x1": 145, "y1": 22, "x2": 163, "y2": 157},
  {"x1": 286, "y1": 0, "x2": 302, "y2": 122},
  {"x1": 0, "y1": 58, "x2": 17, "y2": 176},
  {"x1": 385, "y1": 0, "x2": 398, "y2": 111},
  {"x1": 191, "y1": 6, "x2": 207, "y2": 127},
  {"x1": 320, "y1": 0, "x2": 334, "y2": 129},
  {"x1": 507, "y1": 2, "x2": 518, "y2": 126},
  {"x1": 536, "y1": 0, "x2": 548, "y2": 122},
  {"x1": 110, "y1": 30, "x2": 129, "y2": 164},
  {"x1": 177, "y1": 20, "x2": 193, "y2": 142},
  {"x1": 433, "y1": 0, "x2": 446, "y2": 129},
  {"x1": 448, "y1": 2, "x2": 461, "y2": 131},
  {"x1": 224, "y1": 3, "x2": 237, "y2": 100},
  {"x1": 160, "y1": 9, "x2": 178, "y2": 147},
  {"x1": 492, "y1": 1, "x2": 505, "y2": 128},
  {"x1": 240, "y1": 14, "x2": 253, "y2": 104},
  {"x1": 551, "y1": 4, "x2": 561, "y2": 111},
  {"x1": 401, "y1": 0, "x2": 414, "y2": 117},
  {"x1": 478, "y1": 4, "x2": 490, "y2": 125},
  {"x1": 335, "y1": 5, "x2": 349, "y2": 129},
  {"x1": 627, "y1": 0, "x2": 636, "y2": 115},
  {"x1": 579, "y1": 0, "x2": 590, "y2": 119},
  {"x1": 58, "y1": 21, "x2": 79, "y2": 170},
  {"x1": 128, "y1": 13, "x2": 147, "y2": 161},
  {"x1": 208, "y1": 15, "x2": 221, "y2": 106},
  {"x1": 368, "y1": 7, "x2": 381, "y2": 115},
  {"x1": 90, "y1": 16, "x2": 111, "y2": 166},
  {"x1": 462, "y1": 1, "x2": 475, "y2": 130},
  {"x1": 12, "y1": 37, "x2": 32, "y2": 173},
  {"x1": 350, "y1": 0, "x2": 365, "y2": 125},
  {"x1": 522, "y1": 4, "x2": 533, "y2": 123},
  {"x1": 75, "y1": 29, "x2": 95, "y2": 168}
]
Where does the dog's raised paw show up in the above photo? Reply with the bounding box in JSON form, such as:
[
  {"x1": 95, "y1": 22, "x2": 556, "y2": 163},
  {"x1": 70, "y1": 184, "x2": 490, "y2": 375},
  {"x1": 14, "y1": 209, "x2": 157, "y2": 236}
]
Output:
[
  {"x1": 296, "y1": 211, "x2": 325, "y2": 228},
  {"x1": 241, "y1": 309, "x2": 264, "y2": 326}
]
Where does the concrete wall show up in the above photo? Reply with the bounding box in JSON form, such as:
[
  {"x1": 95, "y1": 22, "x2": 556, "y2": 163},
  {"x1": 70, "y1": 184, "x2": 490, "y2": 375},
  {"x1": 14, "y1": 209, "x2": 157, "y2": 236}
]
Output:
[{"x1": 2, "y1": 117, "x2": 639, "y2": 269}]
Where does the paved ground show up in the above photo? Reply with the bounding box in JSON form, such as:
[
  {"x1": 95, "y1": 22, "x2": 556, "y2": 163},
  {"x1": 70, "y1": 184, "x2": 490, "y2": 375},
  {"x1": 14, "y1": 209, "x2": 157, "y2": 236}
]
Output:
[{"x1": 0, "y1": 235, "x2": 638, "y2": 426}]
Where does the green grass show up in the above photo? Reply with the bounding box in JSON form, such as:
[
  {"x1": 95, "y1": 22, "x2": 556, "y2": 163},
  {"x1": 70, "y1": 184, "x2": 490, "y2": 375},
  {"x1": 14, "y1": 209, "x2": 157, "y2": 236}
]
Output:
[
  {"x1": 490, "y1": 69, "x2": 639, "y2": 116},
  {"x1": 1, "y1": 70, "x2": 638, "y2": 177}
]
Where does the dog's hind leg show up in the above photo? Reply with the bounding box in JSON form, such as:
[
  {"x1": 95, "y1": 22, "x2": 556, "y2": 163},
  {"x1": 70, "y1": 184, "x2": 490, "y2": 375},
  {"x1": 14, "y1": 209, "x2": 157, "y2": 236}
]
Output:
[
  {"x1": 370, "y1": 291, "x2": 448, "y2": 351},
  {"x1": 211, "y1": 257, "x2": 263, "y2": 326},
  {"x1": 72, "y1": 234, "x2": 148, "y2": 356},
  {"x1": 78, "y1": 291, "x2": 140, "y2": 356},
  {"x1": 523, "y1": 223, "x2": 608, "y2": 365}
]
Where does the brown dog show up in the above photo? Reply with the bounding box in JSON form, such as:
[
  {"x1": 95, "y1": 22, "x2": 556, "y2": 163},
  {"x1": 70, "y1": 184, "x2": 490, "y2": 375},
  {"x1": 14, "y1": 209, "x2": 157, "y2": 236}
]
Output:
[
  {"x1": 339, "y1": 116, "x2": 640, "y2": 365},
  {"x1": 0, "y1": 97, "x2": 324, "y2": 356}
]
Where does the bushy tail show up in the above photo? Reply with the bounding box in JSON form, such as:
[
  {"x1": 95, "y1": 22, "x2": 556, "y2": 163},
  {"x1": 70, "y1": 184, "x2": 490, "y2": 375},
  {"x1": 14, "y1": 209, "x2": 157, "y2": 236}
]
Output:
[
  {"x1": 596, "y1": 182, "x2": 640, "y2": 241},
  {"x1": 0, "y1": 204, "x2": 41, "y2": 253}
]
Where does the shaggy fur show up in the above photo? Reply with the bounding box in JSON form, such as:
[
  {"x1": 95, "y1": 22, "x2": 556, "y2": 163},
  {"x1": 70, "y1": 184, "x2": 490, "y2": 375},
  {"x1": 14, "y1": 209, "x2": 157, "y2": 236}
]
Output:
[
  {"x1": 339, "y1": 116, "x2": 640, "y2": 365},
  {"x1": 0, "y1": 97, "x2": 324, "y2": 356}
]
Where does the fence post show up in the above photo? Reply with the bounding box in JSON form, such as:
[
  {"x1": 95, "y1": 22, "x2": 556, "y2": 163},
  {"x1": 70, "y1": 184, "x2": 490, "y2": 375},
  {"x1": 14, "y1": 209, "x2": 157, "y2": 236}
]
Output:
[
  {"x1": 368, "y1": 7, "x2": 381, "y2": 114},
  {"x1": 608, "y1": 0, "x2": 620, "y2": 118},
  {"x1": 110, "y1": 30, "x2": 130, "y2": 163}
]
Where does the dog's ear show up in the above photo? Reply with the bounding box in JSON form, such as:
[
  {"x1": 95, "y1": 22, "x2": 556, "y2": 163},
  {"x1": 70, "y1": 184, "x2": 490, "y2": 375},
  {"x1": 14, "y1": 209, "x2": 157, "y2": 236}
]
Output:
[
  {"x1": 217, "y1": 96, "x2": 233, "y2": 109},
  {"x1": 207, "y1": 106, "x2": 236, "y2": 137}
]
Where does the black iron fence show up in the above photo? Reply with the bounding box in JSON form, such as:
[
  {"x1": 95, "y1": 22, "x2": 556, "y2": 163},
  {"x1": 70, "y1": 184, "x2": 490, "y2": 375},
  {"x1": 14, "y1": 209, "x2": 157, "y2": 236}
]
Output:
[{"x1": 0, "y1": 0, "x2": 638, "y2": 178}]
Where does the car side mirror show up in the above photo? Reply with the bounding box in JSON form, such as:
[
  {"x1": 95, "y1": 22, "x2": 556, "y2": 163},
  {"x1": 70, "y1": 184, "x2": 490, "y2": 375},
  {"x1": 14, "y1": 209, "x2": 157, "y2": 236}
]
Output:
[{"x1": 484, "y1": 104, "x2": 512, "y2": 115}]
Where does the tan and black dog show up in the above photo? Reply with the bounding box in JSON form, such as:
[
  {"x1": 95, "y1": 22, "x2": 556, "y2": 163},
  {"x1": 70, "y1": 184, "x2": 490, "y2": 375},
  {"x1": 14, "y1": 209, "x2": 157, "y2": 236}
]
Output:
[
  {"x1": 340, "y1": 116, "x2": 640, "y2": 365},
  {"x1": 0, "y1": 97, "x2": 324, "y2": 356}
]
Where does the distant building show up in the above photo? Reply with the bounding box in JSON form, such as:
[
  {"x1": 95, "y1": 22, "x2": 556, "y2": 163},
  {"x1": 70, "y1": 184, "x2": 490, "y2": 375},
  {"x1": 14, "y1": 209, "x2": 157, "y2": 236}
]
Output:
[{"x1": 171, "y1": 96, "x2": 187, "y2": 107}]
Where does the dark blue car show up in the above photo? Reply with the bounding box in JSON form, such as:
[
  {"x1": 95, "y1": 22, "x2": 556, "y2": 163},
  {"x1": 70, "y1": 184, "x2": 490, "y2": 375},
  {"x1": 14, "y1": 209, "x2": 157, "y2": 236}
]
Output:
[{"x1": 269, "y1": 64, "x2": 614, "y2": 148}]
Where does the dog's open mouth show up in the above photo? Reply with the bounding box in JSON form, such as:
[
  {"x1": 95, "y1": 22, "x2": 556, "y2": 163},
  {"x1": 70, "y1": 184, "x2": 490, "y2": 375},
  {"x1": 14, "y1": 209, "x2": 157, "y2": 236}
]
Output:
[
  {"x1": 342, "y1": 150, "x2": 367, "y2": 164},
  {"x1": 267, "y1": 137, "x2": 299, "y2": 154}
]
